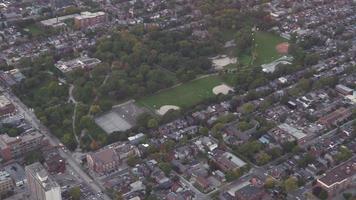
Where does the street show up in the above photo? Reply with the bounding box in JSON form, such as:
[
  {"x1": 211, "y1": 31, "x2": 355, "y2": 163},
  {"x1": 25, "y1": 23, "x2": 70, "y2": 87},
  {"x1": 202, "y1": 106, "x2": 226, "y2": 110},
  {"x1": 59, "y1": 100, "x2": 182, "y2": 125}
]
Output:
[{"x1": 3, "y1": 90, "x2": 111, "y2": 200}]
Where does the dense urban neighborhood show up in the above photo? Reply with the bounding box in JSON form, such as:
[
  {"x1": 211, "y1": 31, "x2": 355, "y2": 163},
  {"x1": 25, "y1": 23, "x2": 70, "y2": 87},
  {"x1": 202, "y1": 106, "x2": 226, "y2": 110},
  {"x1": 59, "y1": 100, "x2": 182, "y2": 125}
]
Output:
[{"x1": 0, "y1": 0, "x2": 355, "y2": 200}]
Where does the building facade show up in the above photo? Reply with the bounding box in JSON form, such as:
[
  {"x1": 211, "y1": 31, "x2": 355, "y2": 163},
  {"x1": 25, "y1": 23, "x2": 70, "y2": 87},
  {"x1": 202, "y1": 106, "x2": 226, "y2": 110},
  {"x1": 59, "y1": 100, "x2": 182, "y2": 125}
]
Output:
[
  {"x1": 0, "y1": 131, "x2": 45, "y2": 161},
  {"x1": 0, "y1": 95, "x2": 15, "y2": 117},
  {"x1": 0, "y1": 171, "x2": 14, "y2": 195},
  {"x1": 25, "y1": 162, "x2": 61, "y2": 200},
  {"x1": 86, "y1": 142, "x2": 139, "y2": 175},
  {"x1": 316, "y1": 157, "x2": 356, "y2": 197},
  {"x1": 74, "y1": 11, "x2": 107, "y2": 29}
]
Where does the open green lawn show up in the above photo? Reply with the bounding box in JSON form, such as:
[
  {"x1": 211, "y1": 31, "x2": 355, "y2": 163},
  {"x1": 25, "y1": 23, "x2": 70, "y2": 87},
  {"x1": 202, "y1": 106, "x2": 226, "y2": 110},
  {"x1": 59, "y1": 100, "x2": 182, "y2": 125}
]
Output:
[
  {"x1": 225, "y1": 31, "x2": 287, "y2": 70},
  {"x1": 23, "y1": 24, "x2": 45, "y2": 37},
  {"x1": 137, "y1": 75, "x2": 225, "y2": 109},
  {"x1": 253, "y1": 31, "x2": 287, "y2": 65}
]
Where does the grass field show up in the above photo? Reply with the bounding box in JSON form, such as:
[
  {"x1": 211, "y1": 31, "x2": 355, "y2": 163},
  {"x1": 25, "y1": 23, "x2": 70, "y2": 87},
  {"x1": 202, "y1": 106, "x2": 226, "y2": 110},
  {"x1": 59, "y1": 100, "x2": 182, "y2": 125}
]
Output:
[
  {"x1": 137, "y1": 75, "x2": 224, "y2": 109},
  {"x1": 225, "y1": 31, "x2": 287, "y2": 69},
  {"x1": 253, "y1": 31, "x2": 287, "y2": 65},
  {"x1": 23, "y1": 24, "x2": 45, "y2": 37}
]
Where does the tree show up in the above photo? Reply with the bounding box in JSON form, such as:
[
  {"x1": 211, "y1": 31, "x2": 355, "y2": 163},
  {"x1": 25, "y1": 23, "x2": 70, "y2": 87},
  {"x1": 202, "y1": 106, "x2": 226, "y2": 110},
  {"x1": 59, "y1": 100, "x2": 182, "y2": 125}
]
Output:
[
  {"x1": 24, "y1": 151, "x2": 44, "y2": 165},
  {"x1": 335, "y1": 146, "x2": 352, "y2": 163},
  {"x1": 283, "y1": 176, "x2": 298, "y2": 192},
  {"x1": 264, "y1": 176, "x2": 276, "y2": 189},
  {"x1": 342, "y1": 193, "x2": 352, "y2": 200},
  {"x1": 199, "y1": 127, "x2": 209, "y2": 136},
  {"x1": 225, "y1": 168, "x2": 242, "y2": 182},
  {"x1": 89, "y1": 105, "x2": 101, "y2": 115},
  {"x1": 69, "y1": 186, "x2": 81, "y2": 200},
  {"x1": 158, "y1": 162, "x2": 172, "y2": 175},
  {"x1": 90, "y1": 140, "x2": 99, "y2": 150},
  {"x1": 147, "y1": 118, "x2": 159, "y2": 129},
  {"x1": 313, "y1": 186, "x2": 328, "y2": 200},
  {"x1": 241, "y1": 102, "x2": 255, "y2": 114},
  {"x1": 256, "y1": 151, "x2": 271, "y2": 165},
  {"x1": 127, "y1": 155, "x2": 139, "y2": 167},
  {"x1": 238, "y1": 121, "x2": 252, "y2": 131}
]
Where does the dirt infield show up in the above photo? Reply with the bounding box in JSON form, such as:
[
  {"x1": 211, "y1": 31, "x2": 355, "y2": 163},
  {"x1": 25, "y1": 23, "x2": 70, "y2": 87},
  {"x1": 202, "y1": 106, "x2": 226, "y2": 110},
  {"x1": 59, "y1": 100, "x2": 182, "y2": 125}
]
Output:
[
  {"x1": 213, "y1": 84, "x2": 234, "y2": 95},
  {"x1": 157, "y1": 105, "x2": 180, "y2": 115},
  {"x1": 276, "y1": 42, "x2": 289, "y2": 54}
]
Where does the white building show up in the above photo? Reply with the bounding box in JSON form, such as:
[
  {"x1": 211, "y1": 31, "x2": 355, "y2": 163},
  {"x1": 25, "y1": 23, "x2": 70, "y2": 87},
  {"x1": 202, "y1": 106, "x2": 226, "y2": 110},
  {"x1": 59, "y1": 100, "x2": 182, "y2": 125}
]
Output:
[{"x1": 25, "y1": 162, "x2": 61, "y2": 200}]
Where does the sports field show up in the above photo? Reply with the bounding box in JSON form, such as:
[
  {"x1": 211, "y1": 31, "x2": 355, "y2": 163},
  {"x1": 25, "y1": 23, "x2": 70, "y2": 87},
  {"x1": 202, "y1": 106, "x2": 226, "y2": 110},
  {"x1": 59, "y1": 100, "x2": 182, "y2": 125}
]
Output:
[
  {"x1": 234, "y1": 31, "x2": 287, "y2": 67},
  {"x1": 253, "y1": 31, "x2": 287, "y2": 65},
  {"x1": 137, "y1": 75, "x2": 225, "y2": 109}
]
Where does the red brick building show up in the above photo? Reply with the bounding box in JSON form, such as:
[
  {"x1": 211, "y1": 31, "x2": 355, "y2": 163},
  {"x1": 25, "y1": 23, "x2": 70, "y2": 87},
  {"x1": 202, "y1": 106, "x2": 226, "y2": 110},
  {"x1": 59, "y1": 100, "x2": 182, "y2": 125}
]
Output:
[
  {"x1": 0, "y1": 95, "x2": 15, "y2": 117},
  {"x1": 318, "y1": 107, "x2": 352, "y2": 128},
  {"x1": 74, "y1": 11, "x2": 107, "y2": 29},
  {"x1": 316, "y1": 157, "x2": 356, "y2": 197},
  {"x1": 86, "y1": 142, "x2": 139, "y2": 175},
  {"x1": 43, "y1": 147, "x2": 66, "y2": 174},
  {"x1": 0, "y1": 132, "x2": 45, "y2": 161}
]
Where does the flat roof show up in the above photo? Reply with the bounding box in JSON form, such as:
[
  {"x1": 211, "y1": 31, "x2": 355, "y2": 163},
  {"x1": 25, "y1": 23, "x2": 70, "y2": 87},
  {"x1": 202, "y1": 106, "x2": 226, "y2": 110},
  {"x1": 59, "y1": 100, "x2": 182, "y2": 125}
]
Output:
[
  {"x1": 4, "y1": 162, "x2": 25, "y2": 182},
  {"x1": 41, "y1": 14, "x2": 79, "y2": 26},
  {"x1": 278, "y1": 123, "x2": 307, "y2": 140},
  {"x1": 0, "y1": 95, "x2": 11, "y2": 107},
  {"x1": 318, "y1": 157, "x2": 356, "y2": 187}
]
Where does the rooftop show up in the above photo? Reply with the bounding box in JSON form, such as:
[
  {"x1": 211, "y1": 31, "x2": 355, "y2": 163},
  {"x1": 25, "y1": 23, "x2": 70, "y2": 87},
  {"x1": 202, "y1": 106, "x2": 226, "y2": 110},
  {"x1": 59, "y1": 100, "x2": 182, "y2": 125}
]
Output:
[
  {"x1": 0, "y1": 170, "x2": 11, "y2": 181},
  {"x1": 278, "y1": 123, "x2": 307, "y2": 140},
  {"x1": 318, "y1": 157, "x2": 356, "y2": 187},
  {"x1": 89, "y1": 147, "x2": 120, "y2": 165},
  {"x1": 0, "y1": 131, "x2": 43, "y2": 148},
  {"x1": 25, "y1": 162, "x2": 60, "y2": 191},
  {"x1": 75, "y1": 11, "x2": 106, "y2": 20},
  {"x1": 0, "y1": 95, "x2": 11, "y2": 108}
]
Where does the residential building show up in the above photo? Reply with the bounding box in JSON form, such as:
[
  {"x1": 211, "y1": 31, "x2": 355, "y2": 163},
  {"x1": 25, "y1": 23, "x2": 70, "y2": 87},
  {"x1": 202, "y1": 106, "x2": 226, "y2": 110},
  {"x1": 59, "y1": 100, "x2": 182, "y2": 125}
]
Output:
[
  {"x1": 0, "y1": 95, "x2": 15, "y2": 117},
  {"x1": 0, "y1": 131, "x2": 45, "y2": 161},
  {"x1": 86, "y1": 142, "x2": 139, "y2": 175},
  {"x1": 235, "y1": 184, "x2": 267, "y2": 200},
  {"x1": 268, "y1": 123, "x2": 308, "y2": 145},
  {"x1": 74, "y1": 11, "x2": 107, "y2": 29},
  {"x1": 25, "y1": 162, "x2": 61, "y2": 200},
  {"x1": 335, "y1": 84, "x2": 353, "y2": 96},
  {"x1": 0, "y1": 171, "x2": 14, "y2": 195},
  {"x1": 3, "y1": 162, "x2": 25, "y2": 187},
  {"x1": 212, "y1": 150, "x2": 246, "y2": 172},
  {"x1": 316, "y1": 157, "x2": 356, "y2": 197},
  {"x1": 318, "y1": 107, "x2": 352, "y2": 128},
  {"x1": 42, "y1": 148, "x2": 65, "y2": 174}
]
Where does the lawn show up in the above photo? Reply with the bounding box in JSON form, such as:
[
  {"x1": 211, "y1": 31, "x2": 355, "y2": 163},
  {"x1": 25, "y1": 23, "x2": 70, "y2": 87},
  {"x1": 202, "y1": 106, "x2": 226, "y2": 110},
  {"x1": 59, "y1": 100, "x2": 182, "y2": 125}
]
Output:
[
  {"x1": 137, "y1": 75, "x2": 225, "y2": 109},
  {"x1": 23, "y1": 24, "x2": 45, "y2": 37},
  {"x1": 252, "y1": 31, "x2": 287, "y2": 65}
]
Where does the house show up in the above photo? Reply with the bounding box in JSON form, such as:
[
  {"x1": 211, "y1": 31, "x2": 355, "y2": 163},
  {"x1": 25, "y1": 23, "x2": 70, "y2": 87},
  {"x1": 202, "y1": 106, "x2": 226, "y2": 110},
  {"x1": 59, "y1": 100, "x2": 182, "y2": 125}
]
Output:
[
  {"x1": 316, "y1": 157, "x2": 356, "y2": 197},
  {"x1": 235, "y1": 184, "x2": 268, "y2": 200},
  {"x1": 194, "y1": 137, "x2": 218, "y2": 152},
  {"x1": 151, "y1": 167, "x2": 171, "y2": 189},
  {"x1": 212, "y1": 150, "x2": 246, "y2": 172},
  {"x1": 268, "y1": 123, "x2": 308, "y2": 145},
  {"x1": 194, "y1": 176, "x2": 211, "y2": 192},
  {"x1": 318, "y1": 107, "x2": 352, "y2": 128}
]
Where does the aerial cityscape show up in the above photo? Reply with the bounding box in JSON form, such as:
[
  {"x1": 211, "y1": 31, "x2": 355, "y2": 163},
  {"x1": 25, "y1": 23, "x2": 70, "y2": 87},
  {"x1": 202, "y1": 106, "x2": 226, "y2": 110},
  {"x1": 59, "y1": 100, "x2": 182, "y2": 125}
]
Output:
[{"x1": 0, "y1": 0, "x2": 355, "y2": 200}]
